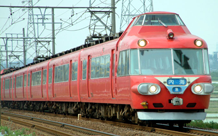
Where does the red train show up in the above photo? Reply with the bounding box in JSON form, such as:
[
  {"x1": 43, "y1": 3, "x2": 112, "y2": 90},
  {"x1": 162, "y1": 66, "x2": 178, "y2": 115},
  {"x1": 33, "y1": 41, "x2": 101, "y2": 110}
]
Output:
[{"x1": 1, "y1": 11, "x2": 214, "y2": 126}]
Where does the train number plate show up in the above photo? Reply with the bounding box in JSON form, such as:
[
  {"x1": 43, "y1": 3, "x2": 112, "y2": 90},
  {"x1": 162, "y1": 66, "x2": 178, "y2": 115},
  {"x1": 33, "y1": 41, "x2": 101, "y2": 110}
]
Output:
[
  {"x1": 167, "y1": 78, "x2": 187, "y2": 85},
  {"x1": 172, "y1": 87, "x2": 182, "y2": 92}
]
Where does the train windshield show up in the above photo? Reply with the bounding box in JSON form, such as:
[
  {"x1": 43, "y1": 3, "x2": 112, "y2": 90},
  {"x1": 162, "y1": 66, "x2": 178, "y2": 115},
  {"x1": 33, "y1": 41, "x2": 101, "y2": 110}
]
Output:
[
  {"x1": 134, "y1": 14, "x2": 185, "y2": 26},
  {"x1": 130, "y1": 49, "x2": 210, "y2": 75}
]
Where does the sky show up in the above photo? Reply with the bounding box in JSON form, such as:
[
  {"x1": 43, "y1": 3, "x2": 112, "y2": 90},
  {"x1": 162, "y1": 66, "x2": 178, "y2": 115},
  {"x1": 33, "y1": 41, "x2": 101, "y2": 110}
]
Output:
[{"x1": 0, "y1": 0, "x2": 218, "y2": 67}]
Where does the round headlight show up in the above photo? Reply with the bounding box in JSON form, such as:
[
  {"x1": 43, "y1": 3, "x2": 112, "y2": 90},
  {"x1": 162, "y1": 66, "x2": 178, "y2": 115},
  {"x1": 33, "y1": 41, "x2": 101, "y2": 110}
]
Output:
[
  {"x1": 138, "y1": 39, "x2": 147, "y2": 47},
  {"x1": 194, "y1": 39, "x2": 203, "y2": 47},
  {"x1": 194, "y1": 85, "x2": 202, "y2": 93},
  {"x1": 149, "y1": 85, "x2": 157, "y2": 93}
]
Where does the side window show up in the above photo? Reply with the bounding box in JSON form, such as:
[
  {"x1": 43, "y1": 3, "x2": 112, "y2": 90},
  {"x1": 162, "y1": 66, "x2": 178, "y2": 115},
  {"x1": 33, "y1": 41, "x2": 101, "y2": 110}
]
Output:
[
  {"x1": 16, "y1": 76, "x2": 23, "y2": 88},
  {"x1": 64, "y1": 64, "x2": 69, "y2": 82},
  {"x1": 96, "y1": 57, "x2": 100, "y2": 78},
  {"x1": 24, "y1": 74, "x2": 27, "y2": 87},
  {"x1": 10, "y1": 78, "x2": 12, "y2": 89},
  {"x1": 82, "y1": 60, "x2": 87, "y2": 80},
  {"x1": 117, "y1": 50, "x2": 129, "y2": 76},
  {"x1": 28, "y1": 74, "x2": 30, "y2": 86},
  {"x1": 72, "y1": 62, "x2": 78, "y2": 81},
  {"x1": 5, "y1": 79, "x2": 9, "y2": 89},
  {"x1": 90, "y1": 55, "x2": 110, "y2": 78},
  {"x1": 32, "y1": 73, "x2": 35, "y2": 86},
  {"x1": 100, "y1": 56, "x2": 105, "y2": 77},
  {"x1": 55, "y1": 66, "x2": 59, "y2": 83},
  {"x1": 43, "y1": 69, "x2": 47, "y2": 84},
  {"x1": 49, "y1": 68, "x2": 52, "y2": 84},
  {"x1": 13, "y1": 78, "x2": 15, "y2": 88},
  {"x1": 105, "y1": 55, "x2": 110, "y2": 77},
  {"x1": 91, "y1": 58, "x2": 96, "y2": 78}
]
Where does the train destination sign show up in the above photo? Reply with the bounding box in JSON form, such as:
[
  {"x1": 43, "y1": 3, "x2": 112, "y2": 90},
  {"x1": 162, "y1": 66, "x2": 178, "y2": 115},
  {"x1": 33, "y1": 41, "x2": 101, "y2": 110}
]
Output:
[{"x1": 167, "y1": 78, "x2": 187, "y2": 85}]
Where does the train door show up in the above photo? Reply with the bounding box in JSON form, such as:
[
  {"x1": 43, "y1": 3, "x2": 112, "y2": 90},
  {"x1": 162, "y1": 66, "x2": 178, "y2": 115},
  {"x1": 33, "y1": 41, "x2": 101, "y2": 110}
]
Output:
[
  {"x1": 10, "y1": 78, "x2": 12, "y2": 98},
  {"x1": 24, "y1": 74, "x2": 27, "y2": 98},
  {"x1": 80, "y1": 59, "x2": 88, "y2": 98},
  {"x1": 111, "y1": 49, "x2": 116, "y2": 98},
  {"x1": 87, "y1": 55, "x2": 91, "y2": 98}
]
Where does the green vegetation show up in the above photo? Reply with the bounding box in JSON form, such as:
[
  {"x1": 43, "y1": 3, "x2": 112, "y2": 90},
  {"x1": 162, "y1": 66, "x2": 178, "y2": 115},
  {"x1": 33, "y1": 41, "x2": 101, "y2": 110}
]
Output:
[
  {"x1": 0, "y1": 126, "x2": 35, "y2": 136},
  {"x1": 187, "y1": 120, "x2": 218, "y2": 129}
]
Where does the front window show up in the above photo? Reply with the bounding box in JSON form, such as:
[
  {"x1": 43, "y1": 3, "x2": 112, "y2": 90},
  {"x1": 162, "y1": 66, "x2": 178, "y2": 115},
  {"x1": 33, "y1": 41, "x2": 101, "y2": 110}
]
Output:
[
  {"x1": 130, "y1": 49, "x2": 209, "y2": 75},
  {"x1": 134, "y1": 14, "x2": 185, "y2": 26}
]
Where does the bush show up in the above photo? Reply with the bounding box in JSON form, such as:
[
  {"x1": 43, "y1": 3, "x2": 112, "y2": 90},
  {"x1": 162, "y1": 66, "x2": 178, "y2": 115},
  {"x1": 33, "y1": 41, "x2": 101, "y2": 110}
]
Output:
[{"x1": 187, "y1": 120, "x2": 218, "y2": 129}]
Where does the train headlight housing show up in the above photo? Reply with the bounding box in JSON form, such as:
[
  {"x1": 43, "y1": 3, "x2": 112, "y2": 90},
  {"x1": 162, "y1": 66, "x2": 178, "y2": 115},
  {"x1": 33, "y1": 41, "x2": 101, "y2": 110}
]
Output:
[
  {"x1": 194, "y1": 39, "x2": 203, "y2": 47},
  {"x1": 138, "y1": 83, "x2": 161, "y2": 95},
  {"x1": 191, "y1": 83, "x2": 214, "y2": 95},
  {"x1": 138, "y1": 39, "x2": 147, "y2": 47}
]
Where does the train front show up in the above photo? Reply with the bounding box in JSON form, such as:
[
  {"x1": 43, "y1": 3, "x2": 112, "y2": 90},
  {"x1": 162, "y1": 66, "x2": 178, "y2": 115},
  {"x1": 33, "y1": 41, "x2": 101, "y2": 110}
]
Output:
[{"x1": 122, "y1": 12, "x2": 214, "y2": 123}]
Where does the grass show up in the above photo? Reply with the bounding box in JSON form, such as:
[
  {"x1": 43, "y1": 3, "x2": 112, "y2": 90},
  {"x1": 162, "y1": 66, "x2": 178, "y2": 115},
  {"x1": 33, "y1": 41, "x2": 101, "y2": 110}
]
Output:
[
  {"x1": 187, "y1": 120, "x2": 218, "y2": 129},
  {"x1": 0, "y1": 126, "x2": 36, "y2": 136}
]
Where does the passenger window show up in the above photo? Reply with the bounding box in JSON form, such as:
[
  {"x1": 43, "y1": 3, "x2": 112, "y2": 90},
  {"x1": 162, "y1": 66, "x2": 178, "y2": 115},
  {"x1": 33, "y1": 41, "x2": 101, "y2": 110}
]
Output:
[
  {"x1": 117, "y1": 50, "x2": 130, "y2": 76},
  {"x1": 5, "y1": 79, "x2": 9, "y2": 89},
  {"x1": 82, "y1": 60, "x2": 87, "y2": 80},
  {"x1": 91, "y1": 58, "x2": 96, "y2": 78},
  {"x1": 96, "y1": 58, "x2": 100, "y2": 78},
  {"x1": 100, "y1": 56, "x2": 105, "y2": 77},
  {"x1": 49, "y1": 68, "x2": 52, "y2": 84},
  {"x1": 72, "y1": 62, "x2": 78, "y2": 81},
  {"x1": 16, "y1": 76, "x2": 23, "y2": 88},
  {"x1": 64, "y1": 64, "x2": 69, "y2": 81},
  {"x1": 43, "y1": 69, "x2": 47, "y2": 84},
  {"x1": 105, "y1": 55, "x2": 110, "y2": 77},
  {"x1": 28, "y1": 74, "x2": 30, "y2": 86},
  {"x1": 13, "y1": 78, "x2": 15, "y2": 88},
  {"x1": 11, "y1": 78, "x2": 12, "y2": 89},
  {"x1": 24, "y1": 75, "x2": 27, "y2": 87}
]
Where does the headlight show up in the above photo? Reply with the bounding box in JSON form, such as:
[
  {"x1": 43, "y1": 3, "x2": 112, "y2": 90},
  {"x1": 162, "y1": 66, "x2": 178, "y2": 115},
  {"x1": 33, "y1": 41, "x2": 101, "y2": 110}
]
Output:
[
  {"x1": 191, "y1": 83, "x2": 214, "y2": 95},
  {"x1": 138, "y1": 83, "x2": 161, "y2": 95},
  {"x1": 138, "y1": 39, "x2": 147, "y2": 47},
  {"x1": 194, "y1": 85, "x2": 202, "y2": 93},
  {"x1": 194, "y1": 39, "x2": 203, "y2": 47},
  {"x1": 149, "y1": 85, "x2": 157, "y2": 93}
]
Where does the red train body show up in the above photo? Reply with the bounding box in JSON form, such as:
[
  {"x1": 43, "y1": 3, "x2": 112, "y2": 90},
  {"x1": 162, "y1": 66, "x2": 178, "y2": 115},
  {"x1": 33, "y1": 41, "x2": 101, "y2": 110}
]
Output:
[{"x1": 1, "y1": 11, "x2": 214, "y2": 124}]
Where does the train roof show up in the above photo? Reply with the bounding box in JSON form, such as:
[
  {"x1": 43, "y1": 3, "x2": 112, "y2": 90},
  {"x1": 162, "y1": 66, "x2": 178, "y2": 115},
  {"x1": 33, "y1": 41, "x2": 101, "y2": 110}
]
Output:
[
  {"x1": 136, "y1": 11, "x2": 178, "y2": 18},
  {"x1": 0, "y1": 32, "x2": 123, "y2": 76}
]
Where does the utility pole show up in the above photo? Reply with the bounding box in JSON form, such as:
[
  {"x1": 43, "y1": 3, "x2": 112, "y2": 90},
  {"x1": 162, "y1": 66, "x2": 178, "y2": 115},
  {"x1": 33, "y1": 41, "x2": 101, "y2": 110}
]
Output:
[
  {"x1": 120, "y1": 0, "x2": 153, "y2": 31},
  {"x1": 111, "y1": 0, "x2": 116, "y2": 36},
  {"x1": 23, "y1": 28, "x2": 26, "y2": 66},
  {"x1": 52, "y1": 8, "x2": 55, "y2": 55}
]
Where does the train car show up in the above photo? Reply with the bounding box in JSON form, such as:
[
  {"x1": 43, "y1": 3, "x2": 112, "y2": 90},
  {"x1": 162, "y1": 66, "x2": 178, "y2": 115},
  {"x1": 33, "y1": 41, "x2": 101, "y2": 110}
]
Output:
[{"x1": 1, "y1": 11, "x2": 214, "y2": 126}]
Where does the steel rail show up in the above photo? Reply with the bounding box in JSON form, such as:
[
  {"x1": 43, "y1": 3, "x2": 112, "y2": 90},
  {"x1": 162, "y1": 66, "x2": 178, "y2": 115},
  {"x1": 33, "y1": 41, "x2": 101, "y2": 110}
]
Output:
[
  {"x1": 1, "y1": 115, "x2": 73, "y2": 136},
  {"x1": 3, "y1": 110, "x2": 218, "y2": 136},
  {"x1": 1, "y1": 112, "x2": 118, "y2": 136},
  {"x1": 187, "y1": 127, "x2": 218, "y2": 136}
]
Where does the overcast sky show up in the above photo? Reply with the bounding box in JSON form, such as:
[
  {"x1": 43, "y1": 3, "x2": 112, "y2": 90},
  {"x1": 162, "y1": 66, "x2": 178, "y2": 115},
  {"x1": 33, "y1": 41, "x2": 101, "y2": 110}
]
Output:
[{"x1": 0, "y1": 0, "x2": 218, "y2": 59}]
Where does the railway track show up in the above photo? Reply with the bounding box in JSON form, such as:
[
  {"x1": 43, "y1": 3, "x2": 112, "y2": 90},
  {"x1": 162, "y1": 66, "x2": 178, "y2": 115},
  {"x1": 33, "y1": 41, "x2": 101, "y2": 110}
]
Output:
[
  {"x1": 1, "y1": 112, "x2": 118, "y2": 136},
  {"x1": 2, "y1": 109, "x2": 218, "y2": 136}
]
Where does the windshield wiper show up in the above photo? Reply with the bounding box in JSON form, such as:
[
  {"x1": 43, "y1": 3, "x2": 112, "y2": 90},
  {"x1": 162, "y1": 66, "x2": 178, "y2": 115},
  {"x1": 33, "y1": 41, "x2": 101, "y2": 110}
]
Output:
[{"x1": 158, "y1": 18, "x2": 167, "y2": 28}]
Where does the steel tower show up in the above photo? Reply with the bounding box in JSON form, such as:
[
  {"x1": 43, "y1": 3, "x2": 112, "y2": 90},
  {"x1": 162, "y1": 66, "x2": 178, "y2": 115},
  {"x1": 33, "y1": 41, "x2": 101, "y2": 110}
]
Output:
[{"x1": 120, "y1": 0, "x2": 153, "y2": 31}]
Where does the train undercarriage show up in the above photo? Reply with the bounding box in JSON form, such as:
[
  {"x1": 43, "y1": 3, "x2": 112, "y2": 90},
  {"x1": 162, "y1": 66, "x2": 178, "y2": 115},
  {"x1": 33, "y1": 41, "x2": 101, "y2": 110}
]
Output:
[{"x1": 1, "y1": 101, "x2": 190, "y2": 127}]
